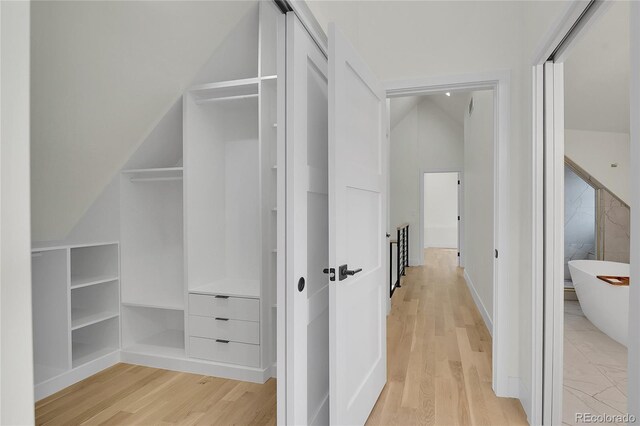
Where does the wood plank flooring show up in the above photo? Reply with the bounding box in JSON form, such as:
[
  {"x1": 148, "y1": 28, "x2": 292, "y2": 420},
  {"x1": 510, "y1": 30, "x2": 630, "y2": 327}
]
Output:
[
  {"x1": 35, "y1": 248, "x2": 527, "y2": 425},
  {"x1": 365, "y1": 249, "x2": 527, "y2": 425},
  {"x1": 35, "y1": 365, "x2": 276, "y2": 425}
]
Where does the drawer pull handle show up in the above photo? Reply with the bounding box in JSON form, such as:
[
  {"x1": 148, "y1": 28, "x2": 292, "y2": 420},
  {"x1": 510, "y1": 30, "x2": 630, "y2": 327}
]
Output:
[
  {"x1": 215, "y1": 317, "x2": 229, "y2": 321},
  {"x1": 214, "y1": 295, "x2": 230, "y2": 299},
  {"x1": 216, "y1": 339, "x2": 230, "y2": 344}
]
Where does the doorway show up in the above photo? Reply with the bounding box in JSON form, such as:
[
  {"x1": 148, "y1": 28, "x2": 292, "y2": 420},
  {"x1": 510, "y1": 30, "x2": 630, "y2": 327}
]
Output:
[
  {"x1": 421, "y1": 171, "x2": 461, "y2": 265},
  {"x1": 533, "y1": 1, "x2": 639, "y2": 423},
  {"x1": 384, "y1": 73, "x2": 511, "y2": 397}
]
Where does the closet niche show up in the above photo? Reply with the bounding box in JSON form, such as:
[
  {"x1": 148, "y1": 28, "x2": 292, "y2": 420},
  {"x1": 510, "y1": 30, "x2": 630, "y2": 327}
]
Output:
[
  {"x1": 121, "y1": 1, "x2": 281, "y2": 379},
  {"x1": 32, "y1": 2, "x2": 282, "y2": 400}
]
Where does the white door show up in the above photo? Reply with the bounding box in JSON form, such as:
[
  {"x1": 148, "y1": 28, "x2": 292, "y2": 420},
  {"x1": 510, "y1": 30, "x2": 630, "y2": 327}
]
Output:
[
  {"x1": 328, "y1": 23, "x2": 387, "y2": 425},
  {"x1": 284, "y1": 12, "x2": 330, "y2": 426}
]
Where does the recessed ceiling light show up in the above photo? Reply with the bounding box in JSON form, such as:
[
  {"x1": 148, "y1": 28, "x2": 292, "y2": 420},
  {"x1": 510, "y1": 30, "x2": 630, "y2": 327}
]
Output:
[{"x1": 445, "y1": 92, "x2": 451, "y2": 97}]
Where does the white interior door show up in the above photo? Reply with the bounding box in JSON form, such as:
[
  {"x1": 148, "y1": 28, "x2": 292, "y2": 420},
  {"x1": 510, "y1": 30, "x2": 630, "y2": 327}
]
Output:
[
  {"x1": 285, "y1": 12, "x2": 330, "y2": 426},
  {"x1": 328, "y1": 23, "x2": 387, "y2": 425}
]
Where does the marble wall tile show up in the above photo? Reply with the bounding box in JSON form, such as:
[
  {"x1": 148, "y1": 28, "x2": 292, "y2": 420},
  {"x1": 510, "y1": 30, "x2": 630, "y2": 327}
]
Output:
[
  {"x1": 600, "y1": 190, "x2": 630, "y2": 263},
  {"x1": 565, "y1": 166, "x2": 597, "y2": 280}
]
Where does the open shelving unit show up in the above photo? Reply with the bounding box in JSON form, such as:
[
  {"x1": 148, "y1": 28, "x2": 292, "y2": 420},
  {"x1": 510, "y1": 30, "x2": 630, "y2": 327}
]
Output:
[
  {"x1": 122, "y1": 305, "x2": 185, "y2": 358},
  {"x1": 32, "y1": 248, "x2": 69, "y2": 384},
  {"x1": 72, "y1": 316, "x2": 119, "y2": 368},
  {"x1": 31, "y1": 242, "x2": 120, "y2": 397},
  {"x1": 32, "y1": 2, "x2": 284, "y2": 402}
]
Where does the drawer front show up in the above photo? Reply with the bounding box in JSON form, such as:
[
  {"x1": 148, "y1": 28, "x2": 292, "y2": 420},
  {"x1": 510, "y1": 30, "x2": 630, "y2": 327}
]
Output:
[
  {"x1": 189, "y1": 337, "x2": 260, "y2": 367},
  {"x1": 188, "y1": 294, "x2": 259, "y2": 321},
  {"x1": 189, "y1": 316, "x2": 259, "y2": 344}
]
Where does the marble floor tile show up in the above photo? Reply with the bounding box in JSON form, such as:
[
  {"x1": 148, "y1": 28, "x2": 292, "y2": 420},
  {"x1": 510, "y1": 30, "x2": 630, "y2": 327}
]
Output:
[{"x1": 563, "y1": 301, "x2": 628, "y2": 425}]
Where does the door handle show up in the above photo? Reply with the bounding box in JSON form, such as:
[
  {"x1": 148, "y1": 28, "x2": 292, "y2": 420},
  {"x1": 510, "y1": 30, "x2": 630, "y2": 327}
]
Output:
[{"x1": 339, "y1": 264, "x2": 363, "y2": 281}]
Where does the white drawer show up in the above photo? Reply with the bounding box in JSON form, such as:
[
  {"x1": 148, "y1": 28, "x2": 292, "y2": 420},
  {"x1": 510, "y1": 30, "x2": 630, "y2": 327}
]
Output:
[
  {"x1": 189, "y1": 337, "x2": 260, "y2": 367},
  {"x1": 188, "y1": 294, "x2": 259, "y2": 321},
  {"x1": 189, "y1": 315, "x2": 259, "y2": 344}
]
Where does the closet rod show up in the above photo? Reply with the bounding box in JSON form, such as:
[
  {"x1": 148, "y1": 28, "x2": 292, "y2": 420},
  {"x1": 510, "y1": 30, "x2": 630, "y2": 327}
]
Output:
[{"x1": 130, "y1": 177, "x2": 183, "y2": 183}]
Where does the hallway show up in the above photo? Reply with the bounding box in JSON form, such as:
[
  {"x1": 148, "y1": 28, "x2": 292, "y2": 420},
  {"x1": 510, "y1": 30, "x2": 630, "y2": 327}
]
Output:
[{"x1": 366, "y1": 248, "x2": 527, "y2": 425}]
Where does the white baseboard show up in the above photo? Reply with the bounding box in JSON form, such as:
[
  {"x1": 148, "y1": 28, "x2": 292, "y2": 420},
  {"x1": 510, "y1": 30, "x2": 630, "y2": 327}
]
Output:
[
  {"x1": 518, "y1": 378, "x2": 532, "y2": 423},
  {"x1": 35, "y1": 350, "x2": 120, "y2": 401},
  {"x1": 463, "y1": 270, "x2": 493, "y2": 336},
  {"x1": 120, "y1": 350, "x2": 271, "y2": 383},
  {"x1": 410, "y1": 256, "x2": 423, "y2": 267},
  {"x1": 507, "y1": 376, "x2": 520, "y2": 398}
]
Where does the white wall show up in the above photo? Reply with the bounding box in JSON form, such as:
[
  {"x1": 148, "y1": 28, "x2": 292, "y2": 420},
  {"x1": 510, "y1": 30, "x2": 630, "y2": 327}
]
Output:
[
  {"x1": 30, "y1": 1, "x2": 255, "y2": 242},
  {"x1": 423, "y1": 173, "x2": 458, "y2": 249},
  {"x1": 390, "y1": 97, "x2": 464, "y2": 265},
  {"x1": 0, "y1": 1, "x2": 35, "y2": 423},
  {"x1": 565, "y1": 129, "x2": 630, "y2": 204},
  {"x1": 307, "y1": 1, "x2": 569, "y2": 411},
  {"x1": 464, "y1": 91, "x2": 495, "y2": 325}
]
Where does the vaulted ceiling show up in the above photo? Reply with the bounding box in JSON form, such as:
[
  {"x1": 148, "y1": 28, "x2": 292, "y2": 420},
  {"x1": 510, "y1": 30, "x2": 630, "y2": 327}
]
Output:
[{"x1": 31, "y1": 1, "x2": 255, "y2": 242}]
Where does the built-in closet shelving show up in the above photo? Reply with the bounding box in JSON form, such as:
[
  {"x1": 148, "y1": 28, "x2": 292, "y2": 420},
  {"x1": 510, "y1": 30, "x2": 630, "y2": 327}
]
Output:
[
  {"x1": 120, "y1": 1, "x2": 281, "y2": 378},
  {"x1": 32, "y1": 1, "x2": 283, "y2": 401},
  {"x1": 31, "y1": 242, "x2": 120, "y2": 398}
]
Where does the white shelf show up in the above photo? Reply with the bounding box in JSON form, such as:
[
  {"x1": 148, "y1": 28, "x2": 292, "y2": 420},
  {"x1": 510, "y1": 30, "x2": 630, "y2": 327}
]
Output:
[
  {"x1": 71, "y1": 274, "x2": 118, "y2": 290},
  {"x1": 71, "y1": 309, "x2": 119, "y2": 330},
  {"x1": 189, "y1": 78, "x2": 259, "y2": 104},
  {"x1": 72, "y1": 343, "x2": 118, "y2": 369},
  {"x1": 123, "y1": 330, "x2": 185, "y2": 359},
  {"x1": 32, "y1": 241, "x2": 119, "y2": 252},
  {"x1": 190, "y1": 279, "x2": 260, "y2": 299},
  {"x1": 122, "y1": 300, "x2": 184, "y2": 311},
  {"x1": 122, "y1": 167, "x2": 183, "y2": 182}
]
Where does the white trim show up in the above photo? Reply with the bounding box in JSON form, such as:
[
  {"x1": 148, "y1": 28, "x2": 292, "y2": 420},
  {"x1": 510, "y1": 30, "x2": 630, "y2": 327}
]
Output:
[
  {"x1": 287, "y1": 0, "x2": 327, "y2": 57},
  {"x1": 463, "y1": 269, "x2": 492, "y2": 337},
  {"x1": 34, "y1": 351, "x2": 119, "y2": 401},
  {"x1": 542, "y1": 60, "x2": 566, "y2": 426},
  {"x1": 418, "y1": 169, "x2": 463, "y2": 267},
  {"x1": 519, "y1": 378, "x2": 533, "y2": 424},
  {"x1": 628, "y1": 2, "x2": 640, "y2": 418},
  {"x1": 530, "y1": 64, "x2": 544, "y2": 426},
  {"x1": 384, "y1": 70, "x2": 511, "y2": 398},
  {"x1": 530, "y1": 1, "x2": 588, "y2": 64}
]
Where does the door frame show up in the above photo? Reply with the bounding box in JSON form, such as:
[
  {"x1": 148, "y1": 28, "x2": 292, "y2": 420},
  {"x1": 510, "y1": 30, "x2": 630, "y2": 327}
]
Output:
[
  {"x1": 531, "y1": 0, "x2": 640, "y2": 423},
  {"x1": 384, "y1": 70, "x2": 512, "y2": 398},
  {"x1": 419, "y1": 170, "x2": 463, "y2": 266}
]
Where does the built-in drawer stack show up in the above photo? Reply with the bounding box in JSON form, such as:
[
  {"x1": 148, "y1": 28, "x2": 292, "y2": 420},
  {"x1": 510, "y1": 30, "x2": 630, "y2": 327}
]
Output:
[{"x1": 188, "y1": 294, "x2": 260, "y2": 367}]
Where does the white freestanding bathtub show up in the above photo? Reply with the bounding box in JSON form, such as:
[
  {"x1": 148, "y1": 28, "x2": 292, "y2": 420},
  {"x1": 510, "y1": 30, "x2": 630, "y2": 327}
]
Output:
[{"x1": 568, "y1": 260, "x2": 629, "y2": 347}]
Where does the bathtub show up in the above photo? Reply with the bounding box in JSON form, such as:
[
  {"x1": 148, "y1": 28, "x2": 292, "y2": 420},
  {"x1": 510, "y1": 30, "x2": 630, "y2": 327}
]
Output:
[{"x1": 568, "y1": 260, "x2": 629, "y2": 347}]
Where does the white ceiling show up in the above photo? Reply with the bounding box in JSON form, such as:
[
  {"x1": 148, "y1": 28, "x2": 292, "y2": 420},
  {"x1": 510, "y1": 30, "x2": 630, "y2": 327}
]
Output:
[
  {"x1": 31, "y1": 1, "x2": 256, "y2": 241},
  {"x1": 564, "y1": 1, "x2": 629, "y2": 133}
]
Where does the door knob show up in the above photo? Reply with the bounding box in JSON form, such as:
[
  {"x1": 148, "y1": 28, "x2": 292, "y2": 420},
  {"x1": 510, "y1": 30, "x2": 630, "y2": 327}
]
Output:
[{"x1": 339, "y1": 264, "x2": 363, "y2": 281}]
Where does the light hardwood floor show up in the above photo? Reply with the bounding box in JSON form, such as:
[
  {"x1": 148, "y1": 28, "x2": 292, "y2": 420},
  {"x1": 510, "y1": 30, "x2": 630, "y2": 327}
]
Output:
[
  {"x1": 35, "y1": 248, "x2": 527, "y2": 425},
  {"x1": 366, "y1": 248, "x2": 527, "y2": 425}
]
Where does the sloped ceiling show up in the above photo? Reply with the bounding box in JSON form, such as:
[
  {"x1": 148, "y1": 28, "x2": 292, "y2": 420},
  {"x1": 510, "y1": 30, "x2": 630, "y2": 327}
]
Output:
[
  {"x1": 564, "y1": 1, "x2": 629, "y2": 133},
  {"x1": 31, "y1": 0, "x2": 256, "y2": 242},
  {"x1": 390, "y1": 92, "x2": 469, "y2": 131},
  {"x1": 390, "y1": 96, "x2": 419, "y2": 129}
]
